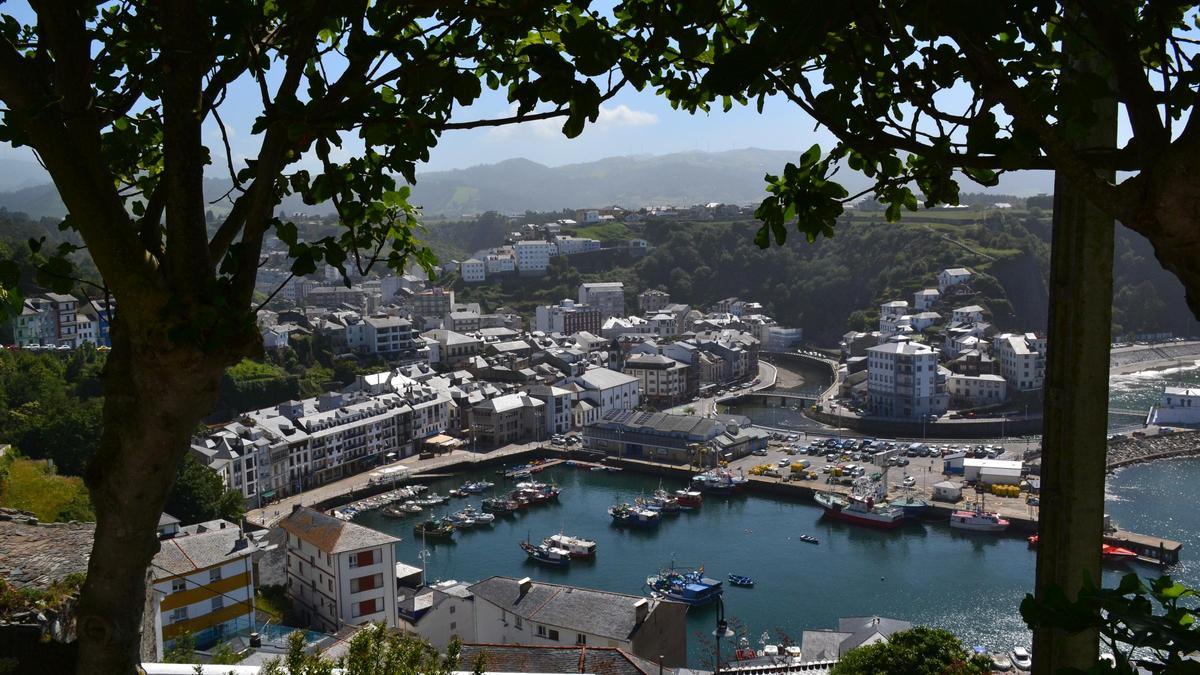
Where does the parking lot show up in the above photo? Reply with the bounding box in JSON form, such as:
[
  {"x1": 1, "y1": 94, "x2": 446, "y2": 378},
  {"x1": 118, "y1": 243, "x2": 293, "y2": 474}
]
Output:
[{"x1": 725, "y1": 432, "x2": 1027, "y2": 503}]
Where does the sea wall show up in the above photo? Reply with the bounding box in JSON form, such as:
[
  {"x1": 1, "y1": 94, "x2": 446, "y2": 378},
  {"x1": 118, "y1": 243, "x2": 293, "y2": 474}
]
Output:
[{"x1": 1107, "y1": 431, "x2": 1200, "y2": 470}]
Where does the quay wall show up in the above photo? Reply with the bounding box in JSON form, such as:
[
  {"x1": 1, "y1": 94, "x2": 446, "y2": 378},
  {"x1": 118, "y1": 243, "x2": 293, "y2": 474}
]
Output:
[
  {"x1": 806, "y1": 407, "x2": 1043, "y2": 439},
  {"x1": 1107, "y1": 431, "x2": 1200, "y2": 470}
]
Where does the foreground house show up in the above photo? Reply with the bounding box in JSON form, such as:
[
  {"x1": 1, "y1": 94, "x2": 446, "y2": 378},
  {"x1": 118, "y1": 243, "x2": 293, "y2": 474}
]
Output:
[
  {"x1": 279, "y1": 506, "x2": 399, "y2": 632},
  {"x1": 468, "y1": 576, "x2": 689, "y2": 667}
]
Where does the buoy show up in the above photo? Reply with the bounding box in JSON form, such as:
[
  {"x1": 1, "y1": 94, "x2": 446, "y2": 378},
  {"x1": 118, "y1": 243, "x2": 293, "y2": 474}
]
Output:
[{"x1": 880, "y1": 576, "x2": 885, "y2": 581}]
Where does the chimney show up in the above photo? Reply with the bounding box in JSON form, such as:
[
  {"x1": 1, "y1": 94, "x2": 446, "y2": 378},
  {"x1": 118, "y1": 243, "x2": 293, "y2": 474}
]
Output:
[
  {"x1": 518, "y1": 577, "x2": 532, "y2": 597},
  {"x1": 634, "y1": 598, "x2": 649, "y2": 624}
]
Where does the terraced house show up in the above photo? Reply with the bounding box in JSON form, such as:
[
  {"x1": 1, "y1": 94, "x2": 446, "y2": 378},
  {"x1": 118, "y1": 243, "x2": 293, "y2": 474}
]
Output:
[{"x1": 151, "y1": 518, "x2": 257, "y2": 657}]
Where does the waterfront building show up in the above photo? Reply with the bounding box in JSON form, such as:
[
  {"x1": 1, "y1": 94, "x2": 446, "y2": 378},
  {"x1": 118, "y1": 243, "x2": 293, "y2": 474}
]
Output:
[
  {"x1": 866, "y1": 337, "x2": 948, "y2": 419},
  {"x1": 527, "y1": 384, "x2": 574, "y2": 435},
  {"x1": 992, "y1": 332, "x2": 1047, "y2": 391},
  {"x1": 579, "y1": 282, "x2": 626, "y2": 319},
  {"x1": 574, "y1": 367, "x2": 641, "y2": 417},
  {"x1": 962, "y1": 458, "x2": 1023, "y2": 485},
  {"x1": 471, "y1": 393, "x2": 547, "y2": 447},
  {"x1": 468, "y1": 576, "x2": 689, "y2": 667},
  {"x1": 623, "y1": 353, "x2": 690, "y2": 407},
  {"x1": 279, "y1": 506, "x2": 399, "y2": 633},
  {"x1": 583, "y1": 410, "x2": 768, "y2": 464},
  {"x1": 946, "y1": 373, "x2": 1008, "y2": 407},
  {"x1": 1151, "y1": 386, "x2": 1200, "y2": 426},
  {"x1": 152, "y1": 519, "x2": 257, "y2": 654},
  {"x1": 535, "y1": 299, "x2": 603, "y2": 336}
]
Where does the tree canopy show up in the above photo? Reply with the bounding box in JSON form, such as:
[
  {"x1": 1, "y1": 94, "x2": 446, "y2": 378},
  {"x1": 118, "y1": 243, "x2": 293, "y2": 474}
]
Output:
[{"x1": 830, "y1": 627, "x2": 993, "y2": 675}]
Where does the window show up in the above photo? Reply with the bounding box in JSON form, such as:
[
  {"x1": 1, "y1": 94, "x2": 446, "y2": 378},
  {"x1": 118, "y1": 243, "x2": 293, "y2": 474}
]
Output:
[
  {"x1": 211, "y1": 596, "x2": 224, "y2": 611},
  {"x1": 576, "y1": 634, "x2": 587, "y2": 646},
  {"x1": 355, "y1": 598, "x2": 380, "y2": 617},
  {"x1": 350, "y1": 549, "x2": 378, "y2": 568},
  {"x1": 549, "y1": 629, "x2": 559, "y2": 641},
  {"x1": 450, "y1": 622, "x2": 457, "y2": 631},
  {"x1": 514, "y1": 616, "x2": 522, "y2": 629},
  {"x1": 537, "y1": 625, "x2": 546, "y2": 637},
  {"x1": 209, "y1": 567, "x2": 223, "y2": 582},
  {"x1": 170, "y1": 579, "x2": 186, "y2": 593},
  {"x1": 350, "y1": 573, "x2": 383, "y2": 593},
  {"x1": 170, "y1": 607, "x2": 188, "y2": 622},
  {"x1": 449, "y1": 605, "x2": 456, "y2": 614}
]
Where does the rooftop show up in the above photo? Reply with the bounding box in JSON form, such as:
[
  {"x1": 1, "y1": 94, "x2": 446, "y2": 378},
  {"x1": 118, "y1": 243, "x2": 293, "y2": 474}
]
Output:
[
  {"x1": 460, "y1": 644, "x2": 670, "y2": 675},
  {"x1": 279, "y1": 506, "x2": 400, "y2": 554},
  {"x1": 0, "y1": 510, "x2": 93, "y2": 590},
  {"x1": 153, "y1": 520, "x2": 256, "y2": 579}
]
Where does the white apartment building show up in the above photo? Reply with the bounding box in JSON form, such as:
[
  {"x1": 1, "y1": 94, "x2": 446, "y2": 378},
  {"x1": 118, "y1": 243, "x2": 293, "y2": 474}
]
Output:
[
  {"x1": 993, "y1": 332, "x2": 1047, "y2": 391},
  {"x1": 623, "y1": 353, "x2": 689, "y2": 407},
  {"x1": 362, "y1": 316, "x2": 420, "y2": 360},
  {"x1": 866, "y1": 338, "x2": 948, "y2": 419},
  {"x1": 575, "y1": 367, "x2": 640, "y2": 417},
  {"x1": 947, "y1": 373, "x2": 1008, "y2": 407},
  {"x1": 951, "y1": 305, "x2": 986, "y2": 325},
  {"x1": 514, "y1": 240, "x2": 556, "y2": 274},
  {"x1": 880, "y1": 300, "x2": 909, "y2": 318},
  {"x1": 396, "y1": 580, "x2": 477, "y2": 650},
  {"x1": 485, "y1": 250, "x2": 516, "y2": 274},
  {"x1": 468, "y1": 576, "x2": 689, "y2": 667},
  {"x1": 938, "y1": 267, "x2": 973, "y2": 292},
  {"x1": 914, "y1": 288, "x2": 941, "y2": 311},
  {"x1": 280, "y1": 507, "x2": 399, "y2": 632},
  {"x1": 553, "y1": 236, "x2": 601, "y2": 255},
  {"x1": 152, "y1": 519, "x2": 257, "y2": 657},
  {"x1": 528, "y1": 385, "x2": 574, "y2": 435},
  {"x1": 460, "y1": 258, "x2": 486, "y2": 283},
  {"x1": 638, "y1": 289, "x2": 671, "y2": 313},
  {"x1": 579, "y1": 282, "x2": 626, "y2": 319}
]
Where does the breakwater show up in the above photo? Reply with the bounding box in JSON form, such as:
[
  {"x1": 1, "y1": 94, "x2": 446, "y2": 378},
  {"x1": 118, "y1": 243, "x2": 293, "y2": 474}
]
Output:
[{"x1": 1107, "y1": 431, "x2": 1200, "y2": 470}]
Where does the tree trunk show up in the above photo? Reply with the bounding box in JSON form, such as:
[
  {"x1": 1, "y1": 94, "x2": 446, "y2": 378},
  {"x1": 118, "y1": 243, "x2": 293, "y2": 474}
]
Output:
[
  {"x1": 75, "y1": 313, "x2": 226, "y2": 674},
  {"x1": 1031, "y1": 35, "x2": 1118, "y2": 675}
]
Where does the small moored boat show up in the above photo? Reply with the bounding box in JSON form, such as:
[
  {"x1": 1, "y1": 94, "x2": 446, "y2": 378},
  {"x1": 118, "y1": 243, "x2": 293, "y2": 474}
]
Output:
[
  {"x1": 950, "y1": 506, "x2": 1009, "y2": 532},
  {"x1": 545, "y1": 533, "x2": 597, "y2": 558},
  {"x1": 413, "y1": 518, "x2": 455, "y2": 540},
  {"x1": 798, "y1": 534, "x2": 819, "y2": 545},
  {"x1": 727, "y1": 574, "x2": 754, "y2": 588},
  {"x1": 520, "y1": 540, "x2": 571, "y2": 566}
]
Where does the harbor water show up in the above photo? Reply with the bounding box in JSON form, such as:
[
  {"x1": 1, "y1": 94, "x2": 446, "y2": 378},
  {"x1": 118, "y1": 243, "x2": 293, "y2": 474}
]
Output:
[{"x1": 355, "y1": 456, "x2": 1200, "y2": 666}]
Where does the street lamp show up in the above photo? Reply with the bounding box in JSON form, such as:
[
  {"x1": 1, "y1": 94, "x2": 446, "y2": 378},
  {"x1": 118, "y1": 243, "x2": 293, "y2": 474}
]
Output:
[{"x1": 712, "y1": 596, "x2": 734, "y2": 675}]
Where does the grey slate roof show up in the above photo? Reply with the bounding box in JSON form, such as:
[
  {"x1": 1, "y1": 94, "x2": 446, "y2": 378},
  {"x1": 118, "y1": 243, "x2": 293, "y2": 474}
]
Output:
[
  {"x1": 799, "y1": 630, "x2": 851, "y2": 662},
  {"x1": 468, "y1": 576, "x2": 672, "y2": 642},
  {"x1": 152, "y1": 520, "x2": 257, "y2": 579},
  {"x1": 460, "y1": 644, "x2": 668, "y2": 675},
  {"x1": 279, "y1": 506, "x2": 400, "y2": 554},
  {"x1": 0, "y1": 510, "x2": 93, "y2": 589}
]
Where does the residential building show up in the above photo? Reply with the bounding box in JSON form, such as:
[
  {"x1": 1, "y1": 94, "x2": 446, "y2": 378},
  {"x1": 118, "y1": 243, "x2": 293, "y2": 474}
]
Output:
[
  {"x1": 950, "y1": 305, "x2": 986, "y2": 326},
  {"x1": 484, "y1": 249, "x2": 517, "y2": 275},
  {"x1": 947, "y1": 373, "x2": 1008, "y2": 407},
  {"x1": 411, "y1": 287, "x2": 455, "y2": 320},
  {"x1": 471, "y1": 393, "x2": 546, "y2": 446},
  {"x1": 468, "y1": 576, "x2": 689, "y2": 667},
  {"x1": 583, "y1": 410, "x2": 768, "y2": 465},
  {"x1": 13, "y1": 297, "x2": 55, "y2": 346},
  {"x1": 460, "y1": 258, "x2": 486, "y2": 283},
  {"x1": 914, "y1": 288, "x2": 940, "y2": 311},
  {"x1": 553, "y1": 236, "x2": 601, "y2": 255},
  {"x1": 937, "y1": 267, "x2": 973, "y2": 292},
  {"x1": 578, "y1": 282, "x2": 626, "y2": 319},
  {"x1": 528, "y1": 385, "x2": 574, "y2": 435},
  {"x1": 514, "y1": 240, "x2": 556, "y2": 274},
  {"x1": 422, "y1": 329, "x2": 484, "y2": 367},
  {"x1": 866, "y1": 338, "x2": 948, "y2": 419},
  {"x1": 574, "y1": 367, "x2": 640, "y2": 417},
  {"x1": 535, "y1": 299, "x2": 602, "y2": 335},
  {"x1": 362, "y1": 316, "x2": 420, "y2": 360},
  {"x1": 909, "y1": 312, "x2": 941, "y2": 332},
  {"x1": 799, "y1": 616, "x2": 913, "y2": 664},
  {"x1": 638, "y1": 289, "x2": 670, "y2": 314},
  {"x1": 445, "y1": 310, "x2": 482, "y2": 334},
  {"x1": 623, "y1": 354, "x2": 689, "y2": 407},
  {"x1": 992, "y1": 332, "x2": 1047, "y2": 391},
  {"x1": 43, "y1": 292, "x2": 79, "y2": 345},
  {"x1": 279, "y1": 506, "x2": 400, "y2": 632},
  {"x1": 152, "y1": 519, "x2": 257, "y2": 653},
  {"x1": 396, "y1": 580, "x2": 476, "y2": 650}
]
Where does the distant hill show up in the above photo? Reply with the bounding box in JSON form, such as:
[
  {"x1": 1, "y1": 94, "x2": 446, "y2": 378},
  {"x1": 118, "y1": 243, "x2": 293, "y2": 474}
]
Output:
[{"x1": 0, "y1": 148, "x2": 1052, "y2": 219}]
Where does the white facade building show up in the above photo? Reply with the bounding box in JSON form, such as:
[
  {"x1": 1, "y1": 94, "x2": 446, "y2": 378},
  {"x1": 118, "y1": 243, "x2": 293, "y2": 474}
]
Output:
[
  {"x1": 528, "y1": 385, "x2": 574, "y2": 435},
  {"x1": 460, "y1": 258, "x2": 486, "y2": 283},
  {"x1": 279, "y1": 506, "x2": 400, "y2": 633},
  {"x1": 866, "y1": 338, "x2": 948, "y2": 419},
  {"x1": 514, "y1": 240, "x2": 556, "y2": 274},
  {"x1": 938, "y1": 267, "x2": 973, "y2": 292},
  {"x1": 947, "y1": 373, "x2": 1008, "y2": 406},
  {"x1": 914, "y1": 288, "x2": 941, "y2": 311},
  {"x1": 951, "y1": 305, "x2": 986, "y2": 326},
  {"x1": 1152, "y1": 386, "x2": 1200, "y2": 426},
  {"x1": 992, "y1": 332, "x2": 1046, "y2": 391},
  {"x1": 579, "y1": 282, "x2": 626, "y2": 319},
  {"x1": 575, "y1": 367, "x2": 640, "y2": 418}
]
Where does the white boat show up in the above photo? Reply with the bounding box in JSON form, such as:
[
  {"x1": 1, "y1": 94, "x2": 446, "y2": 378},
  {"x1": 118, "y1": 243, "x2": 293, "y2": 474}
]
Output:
[
  {"x1": 1010, "y1": 647, "x2": 1032, "y2": 671},
  {"x1": 460, "y1": 505, "x2": 495, "y2": 525},
  {"x1": 950, "y1": 506, "x2": 1010, "y2": 532},
  {"x1": 545, "y1": 533, "x2": 597, "y2": 558}
]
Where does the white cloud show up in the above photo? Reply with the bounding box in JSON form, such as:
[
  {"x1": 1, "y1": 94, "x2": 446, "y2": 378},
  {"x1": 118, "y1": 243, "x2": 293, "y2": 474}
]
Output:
[{"x1": 595, "y1": 104, "x2": 657, "y2": 127}]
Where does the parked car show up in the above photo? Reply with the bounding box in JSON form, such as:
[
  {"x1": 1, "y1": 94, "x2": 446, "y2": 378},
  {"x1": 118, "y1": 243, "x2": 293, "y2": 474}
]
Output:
[{"x1": 752, "y1": 448, "x2": 769, "y2": 456}]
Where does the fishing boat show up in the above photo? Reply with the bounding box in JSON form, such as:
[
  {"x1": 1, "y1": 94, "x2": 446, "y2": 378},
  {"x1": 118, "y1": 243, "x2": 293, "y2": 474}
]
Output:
[
  {"x1": 516, "y1": 481, "x2": 561, "y2": 503},
  {"x1": 815, "y1": 482, "x2": 905, "y2": 529},
  {"x1": 382, "y1": 504, "x2": 413, "y2": 518},
  {"x1": 545, "y1": 533, "x2": 597, "y2": 558},
  {"x1": 950, "y1": 506, "x2": 1010, "y2": 532},
  {"x1": 651, "y1": 489, "x2": 682, "y2": 513},
  {"x1": 1027, "y1": 535, "x2": 1138, "y2": 562},
  {"x1": 691, "y1": 469, "x2": 748, "y2": 496},
  {"x1": 447, "y1": 511, "x2": 476, "y2": 529},
  {"x1": 674, "y1": 489, "x2": 703, "y2": 509},
  {"x1": 462, "y1": 481, "x2": 493, "y2": 494},
  {"x1": 520, "y1": 539, "x2": 571, "y2": 566},
  {"x1": 891, "y1": 493, "x2": 930, "y2": 517},
  {"x1": 609, "y1": 502, "x2": 662, "y2": 528},
  {"x1": 448, "y1": 488, "x2": 468, "y2": 498},
  {"x1": 481, "y1": 497, "x2": 519, "y2": 514},
  {"x1": 798, "y1": 534, "x2": 819, "y2": 545},
  {"x1": 727, "y1": 574, "x2": 755, "y2": 588},
  {"x1": 413, "y1": 519, "x2": 455, "y2": 540},
  {"x1": 646, "y1": 565, "x2": 723, "y2": 606},
  {"x1": 460, "y1": 505, "x2": 495, "y2": 525}
]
